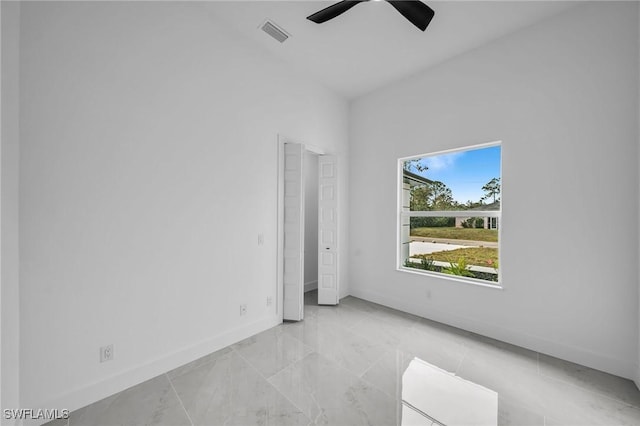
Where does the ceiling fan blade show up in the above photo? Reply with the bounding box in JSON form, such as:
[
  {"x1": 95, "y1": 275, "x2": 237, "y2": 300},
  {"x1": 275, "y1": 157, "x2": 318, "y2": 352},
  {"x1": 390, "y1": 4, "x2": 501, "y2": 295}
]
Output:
[
  {"x1": 386, "y1": 0, "x2": 435, "y2": 31},
  {"x1": 307, "y1": 1, "x2": 369, "y2": 24}
]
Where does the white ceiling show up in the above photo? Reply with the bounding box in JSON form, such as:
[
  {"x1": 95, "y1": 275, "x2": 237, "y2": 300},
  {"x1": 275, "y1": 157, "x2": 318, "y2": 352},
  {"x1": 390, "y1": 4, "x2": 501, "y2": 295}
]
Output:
[{"x1": 204, "y1": 1, "x2": 579, "y2": 99}]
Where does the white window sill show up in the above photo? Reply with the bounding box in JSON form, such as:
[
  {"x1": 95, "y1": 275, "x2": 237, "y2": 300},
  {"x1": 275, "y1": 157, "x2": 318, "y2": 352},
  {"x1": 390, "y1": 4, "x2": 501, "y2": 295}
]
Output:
[{"x1": 397, "y1": 266, "x2": 504, "y2": 290}]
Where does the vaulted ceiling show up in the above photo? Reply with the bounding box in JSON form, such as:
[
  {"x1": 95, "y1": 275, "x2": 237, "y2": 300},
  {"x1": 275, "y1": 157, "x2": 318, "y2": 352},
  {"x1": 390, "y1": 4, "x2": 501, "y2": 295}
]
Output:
[{"x1": 204, "y1": 1, "x2": 579, "y2": 99}]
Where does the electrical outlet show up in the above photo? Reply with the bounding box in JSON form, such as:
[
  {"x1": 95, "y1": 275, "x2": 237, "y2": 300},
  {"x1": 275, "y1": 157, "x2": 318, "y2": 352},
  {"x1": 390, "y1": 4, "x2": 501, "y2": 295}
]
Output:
[
  {"x1": 266, "y1": 297, "x2": 272, "y2": 306},
  {"x1": 100, "y1": 344, "x2": 114, "y2": 363},
  {"x1": 426, "y1": 289, "x2": 432, "y2": 299},
  {"x1": 240, "y1": 304, "x2": 247, "y2": 316}
]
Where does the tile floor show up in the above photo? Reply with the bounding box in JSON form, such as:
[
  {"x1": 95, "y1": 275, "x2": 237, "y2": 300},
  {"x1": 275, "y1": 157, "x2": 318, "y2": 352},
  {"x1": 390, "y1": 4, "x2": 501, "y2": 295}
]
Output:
[{"x1": 46, "y1": 291, "x2": 640, "y2": 425}]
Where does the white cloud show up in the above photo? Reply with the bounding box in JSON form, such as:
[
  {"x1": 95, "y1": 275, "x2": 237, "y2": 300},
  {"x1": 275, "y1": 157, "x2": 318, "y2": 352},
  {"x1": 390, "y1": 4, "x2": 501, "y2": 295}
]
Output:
[{"x1": 424, "y1": 152, "x2": 463, "y2": 172}]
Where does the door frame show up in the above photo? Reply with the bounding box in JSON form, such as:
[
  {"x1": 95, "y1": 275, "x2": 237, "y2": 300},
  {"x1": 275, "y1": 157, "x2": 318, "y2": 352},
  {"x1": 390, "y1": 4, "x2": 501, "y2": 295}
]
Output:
[{"x1": 276, "y1": 135, "x2": 328, "y2": 322}]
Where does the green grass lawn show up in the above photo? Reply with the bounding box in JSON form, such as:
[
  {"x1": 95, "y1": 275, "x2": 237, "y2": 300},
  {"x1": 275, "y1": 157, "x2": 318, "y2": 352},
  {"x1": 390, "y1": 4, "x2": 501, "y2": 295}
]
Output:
[
  {"x1": 410, "y1": 227, "x2": 498, "y2": 242},
  {"x1": 412, "y1": 247, "x2": 498, "y2": 268}
]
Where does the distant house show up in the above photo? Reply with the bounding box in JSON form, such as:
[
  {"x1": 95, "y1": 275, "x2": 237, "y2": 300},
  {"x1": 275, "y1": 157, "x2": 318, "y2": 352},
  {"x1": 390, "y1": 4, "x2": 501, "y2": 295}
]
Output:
[
  {"x1": 402, "y1": 169, "x2": 434, "y2": 188},
  {"x1": 455, "y1": 201, "x2": 500, "y2": 229}
]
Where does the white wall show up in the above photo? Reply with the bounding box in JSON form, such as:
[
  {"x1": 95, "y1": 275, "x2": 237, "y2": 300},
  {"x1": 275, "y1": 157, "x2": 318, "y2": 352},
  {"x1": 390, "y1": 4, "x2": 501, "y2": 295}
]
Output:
[
  {"x1": 637, "y1": 0, "x2": 640, "y2": 390},
  {"x1": 1, "y1": 1, "x2": 21, "y2": 422},
  {"x1": 17, "y1": 2, "x2": 348, "y2": 411},
  {"x1": 304, "y1": 151, "x2": 319, "y2": 292},
  {"x1": 350, "y1": 2, "x2": 639, "y2": 379}
]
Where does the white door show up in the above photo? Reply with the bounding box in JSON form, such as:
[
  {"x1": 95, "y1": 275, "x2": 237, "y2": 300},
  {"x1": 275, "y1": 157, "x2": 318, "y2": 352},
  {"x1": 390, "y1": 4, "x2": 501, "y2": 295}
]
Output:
[
  {"x1": 282, "y1": 143, "x2": 305, "y2": 321},
  {"x1": 317, "y1": 155, "x2": 338, "y2": 305}
]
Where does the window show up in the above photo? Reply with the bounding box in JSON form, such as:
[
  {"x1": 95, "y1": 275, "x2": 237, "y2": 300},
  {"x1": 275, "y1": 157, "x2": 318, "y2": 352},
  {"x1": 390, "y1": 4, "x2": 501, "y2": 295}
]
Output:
[{"x1": 398, "y1": 142, "x2": 501, "y2": 285}]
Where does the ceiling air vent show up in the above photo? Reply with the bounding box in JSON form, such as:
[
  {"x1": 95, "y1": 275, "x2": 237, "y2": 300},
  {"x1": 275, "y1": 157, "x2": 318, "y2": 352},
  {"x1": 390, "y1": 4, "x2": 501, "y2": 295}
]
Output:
[{"x1": 260, "y1": 20, "x2": 289, "y2": 43}]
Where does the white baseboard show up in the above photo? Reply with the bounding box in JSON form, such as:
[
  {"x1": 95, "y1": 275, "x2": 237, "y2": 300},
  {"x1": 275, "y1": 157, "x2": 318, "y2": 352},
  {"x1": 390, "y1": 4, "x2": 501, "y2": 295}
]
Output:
[
  {"x1": 350, "y1": 287, "x2": 636, "y2": 380},
  {"x1": 304, "y1": 280, "x2": 318, "y2": 292},
  {"x1": 31, "y1": 315, "x2": 280, "y2": 423}
]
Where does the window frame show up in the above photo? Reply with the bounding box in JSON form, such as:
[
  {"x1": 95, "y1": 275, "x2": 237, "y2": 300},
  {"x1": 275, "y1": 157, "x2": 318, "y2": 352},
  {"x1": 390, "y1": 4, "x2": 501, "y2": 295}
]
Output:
[{"x1": 397, "y1": 141, "x2": 502, "y2": 288}]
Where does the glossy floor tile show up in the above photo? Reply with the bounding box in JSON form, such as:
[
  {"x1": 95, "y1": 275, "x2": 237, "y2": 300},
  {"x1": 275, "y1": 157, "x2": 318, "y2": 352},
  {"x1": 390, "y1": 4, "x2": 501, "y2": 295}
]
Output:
[
  {"x1": 170, "y1": 350, "x2": 309, "y2": 425},
  {"x1": 68, "y1": 375, "x2": 191, "y2": 426},
  {"x1": 538, "y1": 353, "x2": 640, "y2": 408},
  {"x1": 268, "y1": 352, "x2": 398, "y2": 425},
  {"x1": 282, "y1": 315, "x2": 389, "y2": 377},
  {"x1": 232, "y1": 326, "x2": 314, "y2": 378},
  {"x1": 56, "y1": 290, "x2": 640, "y2": 426}
]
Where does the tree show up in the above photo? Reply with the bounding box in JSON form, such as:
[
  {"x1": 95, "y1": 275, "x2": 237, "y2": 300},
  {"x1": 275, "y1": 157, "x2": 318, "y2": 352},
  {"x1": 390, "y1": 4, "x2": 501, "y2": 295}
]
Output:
[
  {"x1": 481, "y1": 177, "x2": 501, "y2": 203},
  {"x1": 410, "y1": 185, "x2": 431, "y2": 211},
  {"x1": 410, "y1": 181, "x2": 454, "y2": 211},
  {"x1": 409, "y1": 181, "x2": 456, "y2": 228},
  {"x1": 429, "y1": 181, "x2": 454, "y2": 210},
  {"x1": 465, "y1": 199, "x2": 484, "y2": 209},
  {"x1": 403, "y1": 159, "x2": 428, "y2": 173}
]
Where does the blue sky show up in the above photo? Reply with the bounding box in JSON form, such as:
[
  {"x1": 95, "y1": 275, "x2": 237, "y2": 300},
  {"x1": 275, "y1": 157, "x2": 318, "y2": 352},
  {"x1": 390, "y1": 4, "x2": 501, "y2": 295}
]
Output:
[{"x1": 409, "y1": 145, "x2": 501, "y2": 204}]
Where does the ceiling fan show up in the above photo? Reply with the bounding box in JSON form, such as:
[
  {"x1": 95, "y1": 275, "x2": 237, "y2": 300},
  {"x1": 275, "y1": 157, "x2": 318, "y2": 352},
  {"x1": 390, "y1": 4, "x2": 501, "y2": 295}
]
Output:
[{"x1": 306, "y1": 0, "x2": 435, "y2": 32}]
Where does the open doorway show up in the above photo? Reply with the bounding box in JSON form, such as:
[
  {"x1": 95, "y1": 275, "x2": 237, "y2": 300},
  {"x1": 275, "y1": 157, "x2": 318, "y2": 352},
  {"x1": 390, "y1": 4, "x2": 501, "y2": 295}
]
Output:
[
  {"x1": 278, "y1": 138, "x2": 338, "y2": 322},
  {"x1": 303, "y1": 151, "x2": 319, "y2": 297}
]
